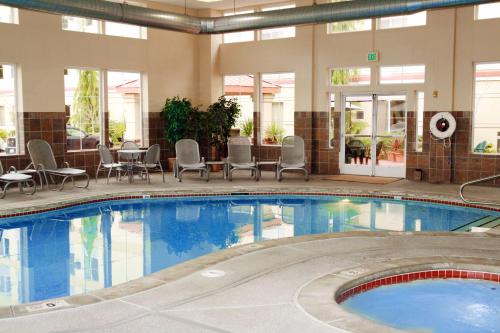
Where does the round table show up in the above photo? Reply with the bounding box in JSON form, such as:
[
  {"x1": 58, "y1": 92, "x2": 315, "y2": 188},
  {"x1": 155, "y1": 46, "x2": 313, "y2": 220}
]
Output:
[{"x1": 118, "y1": 149, "x2": 147, "y2": 183}]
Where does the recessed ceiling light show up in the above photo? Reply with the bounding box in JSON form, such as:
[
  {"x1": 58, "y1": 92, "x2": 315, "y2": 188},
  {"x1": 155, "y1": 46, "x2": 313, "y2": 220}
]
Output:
[{"x1": 196, "y1": 0, "x2": 223, "y2": 3}]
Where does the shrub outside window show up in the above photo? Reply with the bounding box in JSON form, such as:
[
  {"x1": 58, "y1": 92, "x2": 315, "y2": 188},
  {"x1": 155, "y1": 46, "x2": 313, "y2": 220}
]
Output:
[
  {"x1": 331, "y1": 68, "x2": 371, "y2": 86},
  {"x1": 473, "y1": 63, "x2": 500, "y2": 154},
  {"x1": 260, "y1": 73, "x2": 295, "y2": 145},
  {"x1": 380, "y1": 65, "x2": 425, "y2": 84},
  {"x1": 0, "y1": 64, "x2": 20, "y2": 156}
]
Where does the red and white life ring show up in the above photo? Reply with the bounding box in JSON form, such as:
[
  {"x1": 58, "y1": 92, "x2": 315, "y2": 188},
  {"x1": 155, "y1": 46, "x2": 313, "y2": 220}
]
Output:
[{"x1": 430, "y1": 112, "x2": 456, "y2": 139}]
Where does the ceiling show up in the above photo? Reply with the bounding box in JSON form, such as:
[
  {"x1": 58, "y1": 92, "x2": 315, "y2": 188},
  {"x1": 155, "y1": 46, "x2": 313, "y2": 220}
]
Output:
[{"x1": 150, "y1": 0, "x2": 283, "y2": 10}]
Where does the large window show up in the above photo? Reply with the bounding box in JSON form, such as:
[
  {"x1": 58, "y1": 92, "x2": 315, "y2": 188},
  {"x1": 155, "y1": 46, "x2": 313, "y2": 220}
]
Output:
[
  {"x1": 331, "y1": 68, "x2": 371, "y2": 86},
  {"x1": 224, "y1": 75, "x2": 255, "y2": 139},
  {"x1": 377, "y1": 11, "x2": 426, "y2": 29},
  {"x1": 473, "y1": 63, "x2": 500, "y2": 154},
  {"x1": 64, "y1": 69, "x2": 102, "y2": 151},
  {"x1": 107, "y1": 71, "x2": 143, "y2": 146},
  {"x1": 416, "y1": 91, "x2": 424, "y2": 152},
  {"x1": 0, "y1": 64, "x2": 20, "y2": 155},
  {"x1": 380, "y1": 65, "x2": 425, "y2": 84},
  {"x1": 223, "y1": 10, "x2": 255, "y2": 44},
  {"x1": 260, "y1": 73, "x2": 295, "y2": 145},
  {"x1": 476, "y1": 2, "x2": 500, "y2": 20},
  {"x1": 260, "y1": 4, "x2": 296, "y2": 40},
  {"x1": 0, "y1": 5, "x2": 18, "y2": 24}
]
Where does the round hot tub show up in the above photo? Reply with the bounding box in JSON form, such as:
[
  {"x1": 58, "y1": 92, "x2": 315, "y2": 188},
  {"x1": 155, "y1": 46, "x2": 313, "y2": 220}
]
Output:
[{"x1": 337, "y1": 270, "x2": 500, "y2": 333}]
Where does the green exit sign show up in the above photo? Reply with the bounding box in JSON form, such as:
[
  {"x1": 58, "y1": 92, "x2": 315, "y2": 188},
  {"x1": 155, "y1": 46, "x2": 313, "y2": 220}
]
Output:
[{"x1": 367, "y1": 51, "x2": 379, "y2": 62}]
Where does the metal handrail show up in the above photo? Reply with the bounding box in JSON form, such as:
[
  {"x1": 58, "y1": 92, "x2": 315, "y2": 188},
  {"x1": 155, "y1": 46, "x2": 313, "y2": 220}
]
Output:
[{"x1": 459, "y1": 174, "x2": 500, "y2": 206}]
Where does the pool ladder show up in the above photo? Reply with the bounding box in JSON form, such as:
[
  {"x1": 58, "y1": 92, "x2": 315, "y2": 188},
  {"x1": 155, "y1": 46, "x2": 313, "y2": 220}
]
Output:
[{"x1": 459, "y1": 174, "x2": 500, "y2": 207}]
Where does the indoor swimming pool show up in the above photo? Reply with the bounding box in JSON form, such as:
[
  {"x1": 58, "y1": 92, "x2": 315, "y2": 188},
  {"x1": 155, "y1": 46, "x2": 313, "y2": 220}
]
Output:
[{"x1": 0, "y1": 195, "x2": 498, "y2": 306}]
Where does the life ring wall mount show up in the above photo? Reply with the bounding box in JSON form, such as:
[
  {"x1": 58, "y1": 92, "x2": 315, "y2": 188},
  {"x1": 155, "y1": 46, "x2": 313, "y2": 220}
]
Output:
[{"x1": 430, "y1": 112, "x2": 456, "y2": 140}]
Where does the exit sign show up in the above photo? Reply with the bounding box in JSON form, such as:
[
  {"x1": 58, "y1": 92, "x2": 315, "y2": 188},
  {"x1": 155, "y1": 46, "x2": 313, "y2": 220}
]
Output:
[{"x1": 367, "y1": 51, "x2": 379, "y2": 62}]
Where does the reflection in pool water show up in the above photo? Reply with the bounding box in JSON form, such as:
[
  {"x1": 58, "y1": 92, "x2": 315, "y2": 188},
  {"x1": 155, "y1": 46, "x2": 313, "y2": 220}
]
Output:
[{"x1": 0, "y1": 195, "x2": 496, "y2": 306}]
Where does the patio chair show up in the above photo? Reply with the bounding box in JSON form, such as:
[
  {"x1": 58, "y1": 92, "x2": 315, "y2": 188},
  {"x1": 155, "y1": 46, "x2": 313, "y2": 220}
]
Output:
[
  {"x1": 277, "y1": 136, "x2": 308, "y2": 181},
  {"x1": 27, "y1": 139, "x2": 90, "y2": 191},
  {"x1": 121, "y1": 141, "x2": 139, "y2": 150},
  {"x1": 96, "y1": 144, "x2": 124, "y2": 183},
  {"x1": 0, "y1": 161, "x2": 36, "y2": 199},
  {"x1": 136, "y1": 144, "x2": 165, "y2": 183},
  {"x1": 119, "y1": 141, "x2": 141, "y2": 163},
  {"x1": 175, "y1": 139, "x2": 209, "y2": 182},
  {"x1": 474, "y1": 141, "x2": 487, "y2": 153},
  {"x1": 227, "y1": 137, "x2": 258, "y2": 181}
]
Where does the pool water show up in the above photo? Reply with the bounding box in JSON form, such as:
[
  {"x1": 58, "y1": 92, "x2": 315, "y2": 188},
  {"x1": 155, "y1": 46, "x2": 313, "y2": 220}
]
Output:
[
  {"x1": 0, "y1": 195, "x2": 497, "y2": 306},
  {"x1": 342, "y1": 279, "x2": 500, "y2": 333}
]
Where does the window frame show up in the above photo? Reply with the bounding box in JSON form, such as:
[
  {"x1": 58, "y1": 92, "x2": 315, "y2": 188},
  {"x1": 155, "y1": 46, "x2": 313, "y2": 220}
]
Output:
[
  {"x1": 106, "y1": 70, "x2": 145, "y2": 148},
  {"x1": 64, "y1": 67, "x2": 105, "y2": 152},
  {"x1": 329, "y1": 67, "x2": 372, "y2": 87},
  {"x1": 259, "y1": 3, "x2": 296, "y2": 41},
  {"x1": 222, "y1": 9, "x2": 256, "y2": 44},
  {"x1": 471, "y1": 61, "x2": 500, "y2": 156},
  {"x1": 475, "y1": 2, "x2": 500, "y2": 20},
  {"x1": 223, "y1": 74, "x2": 256, "y2": 141},
  {"x1": 259, "y1": 71, "x2": 296, "y2": 146},
  {"x1": 379, "y1": 65, "x2": 426, "y2": 85},
  {"x1": 0, "y1": 63, "x2": 22, "y2": 156},
  {"x1": 376, "y1": 11, "x2": 427, "y2": 30},
  {"x1": 0, "y1": 5, "x2": 19, "y2": 25},
  {"x1": 61, "y1": 16, "x2": 147, "y2": 39}
]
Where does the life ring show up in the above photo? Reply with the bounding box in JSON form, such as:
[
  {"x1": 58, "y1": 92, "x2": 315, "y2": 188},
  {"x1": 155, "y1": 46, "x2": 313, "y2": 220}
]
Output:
[{"x1": 430, "y1": 112, "x2": 456, "y2": 139}]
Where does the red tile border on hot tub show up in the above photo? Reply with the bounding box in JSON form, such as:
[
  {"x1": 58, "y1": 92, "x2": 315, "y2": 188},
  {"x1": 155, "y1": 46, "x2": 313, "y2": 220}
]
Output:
[
  {"x1": 0, "y1": 191, "x2": 499, "y2": 219},
  {"x1": 335, "y1": 269, "x2": 500, "y2": 304}
]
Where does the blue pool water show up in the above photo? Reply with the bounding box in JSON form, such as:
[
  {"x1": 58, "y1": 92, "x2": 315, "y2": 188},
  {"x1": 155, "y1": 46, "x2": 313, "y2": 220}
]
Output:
[
  {"x1": 342, "y1": 279, "x2": 500, "y2": 333},
  {"x1": 0, "y1": 195, "x2": 498, "y2": 306}
]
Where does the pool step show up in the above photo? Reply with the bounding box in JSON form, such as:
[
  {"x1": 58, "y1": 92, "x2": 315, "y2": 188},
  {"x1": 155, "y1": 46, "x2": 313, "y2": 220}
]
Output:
[{"x1": 452, "y1": 216, "x2": 500, "y2": 232}]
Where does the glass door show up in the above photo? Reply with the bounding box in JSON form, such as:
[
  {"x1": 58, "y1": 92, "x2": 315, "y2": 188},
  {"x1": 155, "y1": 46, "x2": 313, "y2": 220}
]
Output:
[
  {"x1": 341, "y1": 94, "x2": 407, "y2": 178},
  {"x1": 341, "y1": 95, "x2": 374, "y2": 176},
  {"x1": 374, "y1": 95, "x2": 407, "y2": 177}
]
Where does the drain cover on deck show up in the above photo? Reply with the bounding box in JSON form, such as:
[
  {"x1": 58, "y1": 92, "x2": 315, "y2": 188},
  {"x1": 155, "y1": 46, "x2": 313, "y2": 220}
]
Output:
[
  {"x1": 201, "y1": 270, "x2": 226, "y2": 278},
  {"x1": 25, "y1": 300, "x2": 69, "y2": 312}
]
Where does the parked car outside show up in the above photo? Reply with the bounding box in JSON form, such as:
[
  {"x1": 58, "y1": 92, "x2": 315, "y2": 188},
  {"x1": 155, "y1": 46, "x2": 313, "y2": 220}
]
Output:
[{"x1": 66, "y1": 125, "x2": 100, "y2": 150}]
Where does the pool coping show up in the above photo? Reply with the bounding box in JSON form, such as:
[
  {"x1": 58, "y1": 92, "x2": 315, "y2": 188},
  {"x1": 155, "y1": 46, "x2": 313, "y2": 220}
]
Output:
[
  {"x1": 0, "y1": 187, "x2": 499, "y2": 219},
  {"x1": 297, "y1": 258, "x2": 500, "y2": 333},
  {"x1": 0, "y1": 188, "x2": 499, "y2": 320}
]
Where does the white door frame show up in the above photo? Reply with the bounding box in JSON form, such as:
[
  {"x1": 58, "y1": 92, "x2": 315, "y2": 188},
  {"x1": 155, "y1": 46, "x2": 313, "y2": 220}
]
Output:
[{"x1": 339, "y1": 91, "x2": 408, "y2": 178}]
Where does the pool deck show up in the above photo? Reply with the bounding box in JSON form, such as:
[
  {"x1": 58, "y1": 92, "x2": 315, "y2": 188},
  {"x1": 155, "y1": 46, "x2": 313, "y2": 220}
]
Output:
[{"x1": 0, "y1": 172, "x2": 499, "y2": 333}]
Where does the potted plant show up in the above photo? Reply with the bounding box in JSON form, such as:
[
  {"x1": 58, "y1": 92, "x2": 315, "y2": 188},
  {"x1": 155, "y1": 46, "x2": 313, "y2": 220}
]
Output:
[
  {"x1": 206, "y1": 96, "x2": 240, "y2": 170},
  {"x1": 239, "y1": 118, "x2": 254, "y2": 139},
  {"x1": 263, "y1": 122, "x2": 285, "y2": 145},
  {"x1": 161, "y1": 96, "x2": 199, "y2": 171}
]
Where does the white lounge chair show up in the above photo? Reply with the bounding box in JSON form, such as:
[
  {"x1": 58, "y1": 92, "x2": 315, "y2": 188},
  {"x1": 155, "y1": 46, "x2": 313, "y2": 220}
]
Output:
[
  {"x1": 227, "y1": 137, "x2": 258, "y2": 181},
  {"x1": 0, "y1": 161, "x2": 36, "y2": 199},
  {"x1": 175, "y1": 139, "x2": 209, "y2": 182},
  {"x1": 27, "y1": 139, "x2": 90, "y2": 191},
  {"x1": 277, "y1": 136, "x2": 309, "y2": 181}
]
